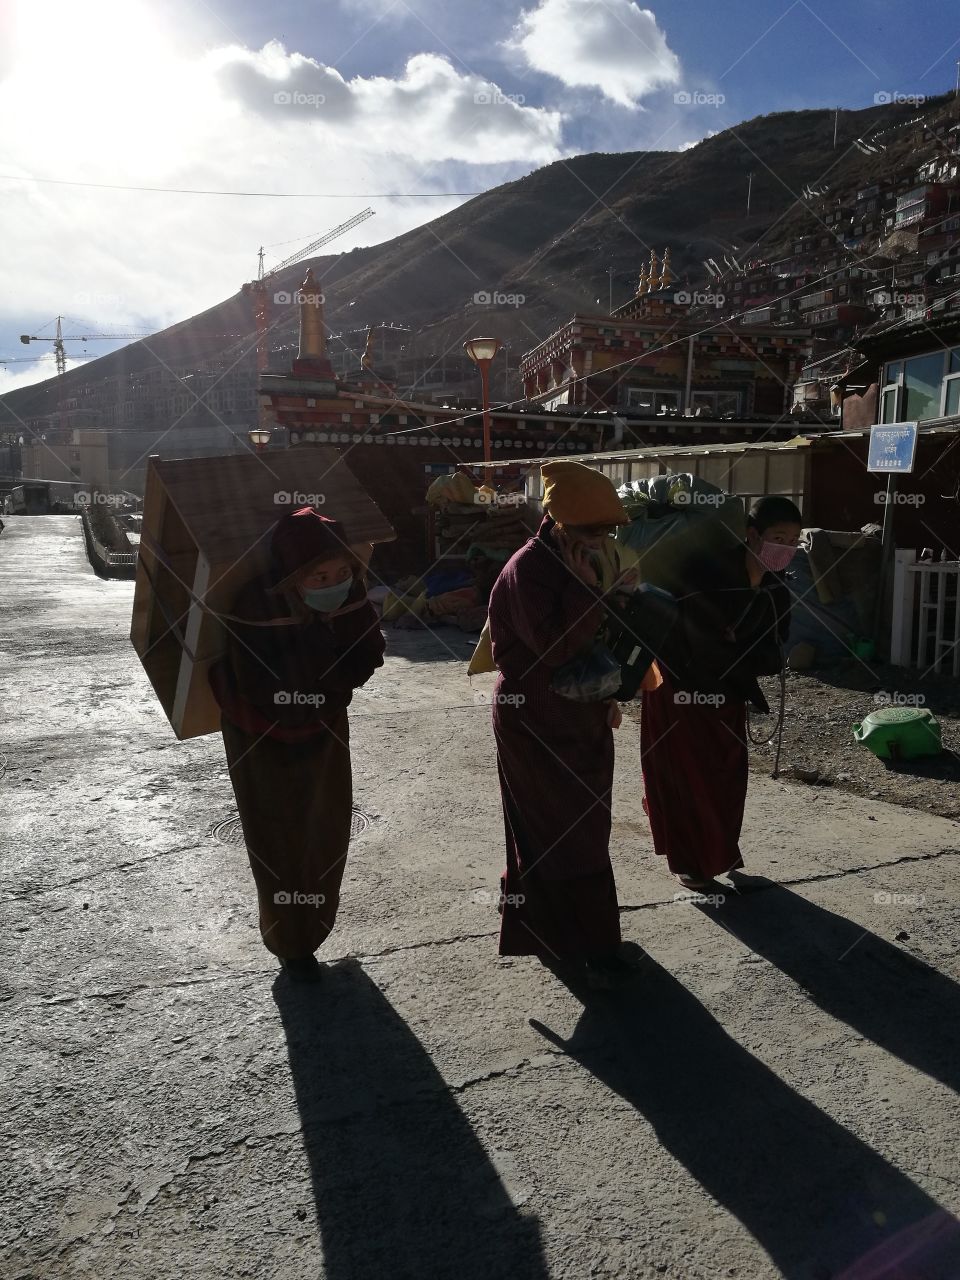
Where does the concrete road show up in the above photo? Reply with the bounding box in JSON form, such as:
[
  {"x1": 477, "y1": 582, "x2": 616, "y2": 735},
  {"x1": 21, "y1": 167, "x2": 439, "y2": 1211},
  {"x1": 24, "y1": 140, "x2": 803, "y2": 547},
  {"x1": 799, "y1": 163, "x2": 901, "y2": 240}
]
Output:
[{"x1": 2, "y1": 515, "x2": 960, "y2": 1280}]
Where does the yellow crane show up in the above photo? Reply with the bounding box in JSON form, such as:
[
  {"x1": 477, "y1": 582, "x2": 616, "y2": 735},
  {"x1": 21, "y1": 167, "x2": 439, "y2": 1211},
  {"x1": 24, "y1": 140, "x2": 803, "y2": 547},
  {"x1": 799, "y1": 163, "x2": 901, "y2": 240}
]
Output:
[
  {"x1": 19, "y1": 317, "x2": 153, "y2": 435},
  {"x1": 243, "y1": 207, "x2": 376, "y2": 411}
]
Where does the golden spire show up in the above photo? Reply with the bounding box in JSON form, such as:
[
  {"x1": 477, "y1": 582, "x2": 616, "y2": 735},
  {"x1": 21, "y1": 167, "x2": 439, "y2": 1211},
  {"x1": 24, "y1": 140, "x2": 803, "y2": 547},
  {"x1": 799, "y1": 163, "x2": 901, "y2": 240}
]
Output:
[
  {"x1": 297, "y1": 267, "x2": 326, "y2": 362},
  {"x1": 647, "y1": 249, "x2": 660, "y2": 293},
  {"x1": 637, "y1": 262, "x2": 649, "y2": 296},
  {"x1": 659, "y1": 246, "x2": 674, "y2": 289}
]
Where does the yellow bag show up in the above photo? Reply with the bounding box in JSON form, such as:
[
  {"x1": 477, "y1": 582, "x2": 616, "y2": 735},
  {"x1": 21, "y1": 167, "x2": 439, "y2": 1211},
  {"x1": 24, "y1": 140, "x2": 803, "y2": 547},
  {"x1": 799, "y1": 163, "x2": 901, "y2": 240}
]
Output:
[
  {"x1": 383, "y1": 589, "x2": 427, "y2": 623},
  {"x1": 467, "y1": 618, "x2": 496, "y2": 676},
  {"x1": 426, "y1": 472, "x2": 477, "y2": 507}
]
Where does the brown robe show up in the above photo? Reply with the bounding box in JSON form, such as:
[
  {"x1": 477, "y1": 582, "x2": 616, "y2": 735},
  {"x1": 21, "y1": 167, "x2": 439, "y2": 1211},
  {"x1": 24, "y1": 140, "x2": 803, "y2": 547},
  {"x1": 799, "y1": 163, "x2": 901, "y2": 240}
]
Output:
[{"x1": 209, "y1": 573, "x2": 384, "y2": 958}]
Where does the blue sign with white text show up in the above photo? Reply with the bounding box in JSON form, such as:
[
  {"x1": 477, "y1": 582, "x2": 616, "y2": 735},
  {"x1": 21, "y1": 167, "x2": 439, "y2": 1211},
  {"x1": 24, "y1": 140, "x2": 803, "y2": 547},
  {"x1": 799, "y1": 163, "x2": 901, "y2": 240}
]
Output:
[{"x1": 867, "y1": 422, "x2": 918, "y2": 474}]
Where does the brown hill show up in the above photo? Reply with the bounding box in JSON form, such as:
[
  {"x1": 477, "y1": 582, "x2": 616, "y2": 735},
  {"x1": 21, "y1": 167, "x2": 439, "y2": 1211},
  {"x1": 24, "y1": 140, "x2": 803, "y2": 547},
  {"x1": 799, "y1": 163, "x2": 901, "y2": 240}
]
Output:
[{"x1": 3, "y1": 89, "x2": 956, "y2": 424}]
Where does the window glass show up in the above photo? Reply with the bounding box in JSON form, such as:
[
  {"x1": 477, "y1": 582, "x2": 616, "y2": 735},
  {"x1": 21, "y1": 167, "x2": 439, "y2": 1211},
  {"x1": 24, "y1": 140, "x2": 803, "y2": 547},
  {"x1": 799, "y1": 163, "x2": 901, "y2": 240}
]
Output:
[
  {"x1": 715, "y1": 392, "x2": 741, "y2": 415},
  {"x1": 950, "y1": 348, "x2": 960, "y2": 374},
  {"x1": 884, "y1": 360, "x2": 902, "y2": 384},
  {"x1": 903, "y1": 352, "x2": 946, "y2": 421},
  {"x1": 946, "y1": 378, "x2": 960, "y2": 418},
  {"x1": 626, "y1": 388, "x2": 680, "y2": 412}
]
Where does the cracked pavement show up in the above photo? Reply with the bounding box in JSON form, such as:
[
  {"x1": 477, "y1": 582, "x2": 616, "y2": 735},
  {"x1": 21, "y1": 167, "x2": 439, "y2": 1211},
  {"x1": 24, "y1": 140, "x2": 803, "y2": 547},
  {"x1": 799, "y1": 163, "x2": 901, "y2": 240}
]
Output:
[{"x1": 2, "y1": 516, "x2": 960, "y2": 1280}]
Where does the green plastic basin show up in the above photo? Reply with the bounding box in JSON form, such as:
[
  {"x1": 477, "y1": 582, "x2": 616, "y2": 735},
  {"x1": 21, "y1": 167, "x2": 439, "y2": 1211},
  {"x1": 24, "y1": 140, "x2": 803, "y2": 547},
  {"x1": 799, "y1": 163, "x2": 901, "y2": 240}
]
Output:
[{"x1": 852, "y1": 706, "x2": 942, "y2": 761}]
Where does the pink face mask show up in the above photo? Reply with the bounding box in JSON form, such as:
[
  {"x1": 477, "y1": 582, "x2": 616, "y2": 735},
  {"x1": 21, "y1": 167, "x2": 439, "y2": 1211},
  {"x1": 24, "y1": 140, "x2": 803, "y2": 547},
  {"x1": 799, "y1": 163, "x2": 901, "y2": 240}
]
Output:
[{"x1": 756, "y1": 539, "x2": 797, "y2": 573}]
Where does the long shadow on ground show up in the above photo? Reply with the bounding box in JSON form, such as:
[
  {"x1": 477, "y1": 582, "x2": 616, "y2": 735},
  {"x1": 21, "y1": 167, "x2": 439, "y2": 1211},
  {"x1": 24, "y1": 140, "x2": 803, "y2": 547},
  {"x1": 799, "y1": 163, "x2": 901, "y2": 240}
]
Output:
[
  {"x1": 702, "y1": 882, "x2": 960, "y2": 1102},
  {"x1": 532, "y1": 954, "x2": 960, "y2": 1280},
  {"x1": 274, "y1": 959, "x2": 547, "y2": 1280}
]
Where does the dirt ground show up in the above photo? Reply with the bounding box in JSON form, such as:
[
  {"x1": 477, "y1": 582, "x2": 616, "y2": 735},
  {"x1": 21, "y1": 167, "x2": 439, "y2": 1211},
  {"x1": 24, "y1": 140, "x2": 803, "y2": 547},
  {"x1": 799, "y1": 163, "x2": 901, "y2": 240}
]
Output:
[
  {"x1": 624, "y1": 659, "x2": 960, "y2": 820},
  {"x1": 750, "y1": 661, "x2": 960, "y2": 821}
]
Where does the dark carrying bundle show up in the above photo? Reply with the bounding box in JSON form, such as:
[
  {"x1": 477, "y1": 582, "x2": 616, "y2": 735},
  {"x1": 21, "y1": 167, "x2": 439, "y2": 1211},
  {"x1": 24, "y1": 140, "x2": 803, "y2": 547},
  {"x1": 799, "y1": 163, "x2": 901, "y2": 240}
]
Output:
[
  {"x1": 670, "y1": 584, "x2": 781, "y2": 712},
  {"x1": 602, "y1": 580, "x2": 787, "y2": 712},
  {"x1": 602, "y1": 584, "x2": 681, "y2": 702}
]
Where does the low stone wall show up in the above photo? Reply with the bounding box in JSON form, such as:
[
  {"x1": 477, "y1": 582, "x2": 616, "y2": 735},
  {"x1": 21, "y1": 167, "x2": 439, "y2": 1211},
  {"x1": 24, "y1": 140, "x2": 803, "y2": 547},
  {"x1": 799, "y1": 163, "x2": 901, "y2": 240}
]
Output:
[{"x1": 80, "y1": 510, "x2": 137, "y2": 580}]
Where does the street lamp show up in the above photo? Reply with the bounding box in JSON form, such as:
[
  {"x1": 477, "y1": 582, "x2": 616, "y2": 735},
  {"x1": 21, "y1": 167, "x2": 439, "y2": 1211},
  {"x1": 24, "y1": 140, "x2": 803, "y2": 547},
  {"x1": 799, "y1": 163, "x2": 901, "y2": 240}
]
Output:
[
  {"x1": 248, "y1": 428, "x2": 271, "y2": 453},
  {"x1": 463, "y1": 336, "x2": 502, "y2": 462}
]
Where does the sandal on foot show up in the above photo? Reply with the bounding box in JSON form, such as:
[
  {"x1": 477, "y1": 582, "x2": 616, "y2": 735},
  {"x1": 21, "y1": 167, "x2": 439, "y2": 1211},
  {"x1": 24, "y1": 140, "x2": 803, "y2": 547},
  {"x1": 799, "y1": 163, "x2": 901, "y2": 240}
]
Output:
[{"x1": 674, "y1": 874, "x2": 710, "y2": 891}]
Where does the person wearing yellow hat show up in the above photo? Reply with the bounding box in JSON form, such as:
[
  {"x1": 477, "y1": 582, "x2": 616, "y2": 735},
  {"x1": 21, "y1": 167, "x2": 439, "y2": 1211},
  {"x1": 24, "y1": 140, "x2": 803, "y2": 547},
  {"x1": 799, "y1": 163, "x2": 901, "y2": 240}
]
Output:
[{"x1": 485, "y1": 461, "x2": 642, "y2": 989}]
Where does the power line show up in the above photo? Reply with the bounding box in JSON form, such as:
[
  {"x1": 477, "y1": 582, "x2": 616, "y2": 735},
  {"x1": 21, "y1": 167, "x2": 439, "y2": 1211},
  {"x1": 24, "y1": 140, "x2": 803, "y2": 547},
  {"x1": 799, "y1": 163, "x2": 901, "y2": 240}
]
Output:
[{"x1": 0, "y1": 173, "x2": 483, "y2": 199}]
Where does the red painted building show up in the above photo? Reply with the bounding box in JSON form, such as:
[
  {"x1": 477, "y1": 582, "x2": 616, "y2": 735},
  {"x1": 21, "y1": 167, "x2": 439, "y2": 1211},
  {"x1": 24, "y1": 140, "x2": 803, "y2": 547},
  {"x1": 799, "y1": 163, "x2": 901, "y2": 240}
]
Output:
[{"x1": 519, "y1": 280, "x2": 812, "y2": 419}]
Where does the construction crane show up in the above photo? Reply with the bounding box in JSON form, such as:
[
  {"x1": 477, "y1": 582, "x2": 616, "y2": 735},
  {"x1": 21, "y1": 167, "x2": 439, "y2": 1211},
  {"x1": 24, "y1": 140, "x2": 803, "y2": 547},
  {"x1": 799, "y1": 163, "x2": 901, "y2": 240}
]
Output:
[
  {"x1": 19, "y1": 316, "x2": 153, "y2": 435},
  {"x1": 20, "y1": 316, "x2": 152, "y2": 375},
  {"x1": 242, "y1": 207, "x2": 376, "y2": 391}
]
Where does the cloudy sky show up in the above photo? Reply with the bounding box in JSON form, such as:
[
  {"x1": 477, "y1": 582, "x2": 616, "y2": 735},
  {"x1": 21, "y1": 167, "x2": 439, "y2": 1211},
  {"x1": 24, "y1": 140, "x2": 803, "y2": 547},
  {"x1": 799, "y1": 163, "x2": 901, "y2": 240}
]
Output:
[{"x1": 0, "y1": 0, "x2": 956, "y2": 391}]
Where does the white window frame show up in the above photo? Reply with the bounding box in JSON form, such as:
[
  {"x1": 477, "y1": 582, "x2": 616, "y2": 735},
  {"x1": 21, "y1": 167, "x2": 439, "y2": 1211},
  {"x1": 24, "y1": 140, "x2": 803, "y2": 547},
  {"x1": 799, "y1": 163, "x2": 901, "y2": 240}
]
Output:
[
  {"x1": 881, "y1": 348, "x2": 960, "y2": 421},
  {"x1": 879, "y1": 382, "x2": 901, "y2": 423},
  {"x1": 943, "y1": 369, "x2": 960, "y2": 418}
]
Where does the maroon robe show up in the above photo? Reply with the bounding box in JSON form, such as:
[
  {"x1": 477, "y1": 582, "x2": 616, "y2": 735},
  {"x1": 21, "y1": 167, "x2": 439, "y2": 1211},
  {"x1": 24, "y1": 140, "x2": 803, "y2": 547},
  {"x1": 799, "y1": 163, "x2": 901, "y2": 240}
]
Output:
[
  {"x1": 487, "y1": 517, "x2": 621, "y2": 961},
  {"x1": 639, "y1": 567, "x2": 791, "y2": 883},
  {"x1": 640, "y1": 667, "x2": 747, "y2": 882}
]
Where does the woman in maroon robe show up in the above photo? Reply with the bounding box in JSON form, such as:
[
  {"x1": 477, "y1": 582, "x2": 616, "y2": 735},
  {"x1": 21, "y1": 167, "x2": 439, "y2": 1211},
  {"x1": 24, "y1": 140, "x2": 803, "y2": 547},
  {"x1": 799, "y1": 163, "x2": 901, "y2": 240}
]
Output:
[
  {"x1": 487, "y1": 461, "x2": 638, "y2": 988},
  {"x1": 640, "y1": 495, "x2": 801, "y2": 888}
]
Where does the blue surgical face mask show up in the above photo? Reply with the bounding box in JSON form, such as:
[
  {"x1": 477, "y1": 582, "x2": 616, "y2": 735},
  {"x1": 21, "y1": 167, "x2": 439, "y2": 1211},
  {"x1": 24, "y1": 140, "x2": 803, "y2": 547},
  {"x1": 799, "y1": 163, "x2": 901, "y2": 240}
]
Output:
[{"x1": 301, "y1": 579, "x2": 352, "y2": 613}]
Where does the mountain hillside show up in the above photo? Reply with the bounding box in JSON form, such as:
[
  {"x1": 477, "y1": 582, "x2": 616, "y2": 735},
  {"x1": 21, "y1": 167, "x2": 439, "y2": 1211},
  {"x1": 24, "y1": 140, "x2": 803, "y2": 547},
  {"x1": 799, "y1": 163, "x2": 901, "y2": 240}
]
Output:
[{"x1": 4, "y1": 88, "x2": 956, "y2": 423}]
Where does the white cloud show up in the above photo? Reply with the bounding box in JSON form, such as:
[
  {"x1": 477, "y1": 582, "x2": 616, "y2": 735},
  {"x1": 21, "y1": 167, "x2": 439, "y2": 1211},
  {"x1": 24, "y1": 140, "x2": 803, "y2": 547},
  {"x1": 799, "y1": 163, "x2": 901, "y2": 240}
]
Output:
[
  {"x1": 0, "y1": 355, "x2": 87, "y2": 396},
  {"x1": 679, "y1": 130, "x2": 719, "y2": 151},
  {"x1": 0, "y1": 1, "x2": 566, "y2": 382},
  {"x1": 507, "y1": 0, "x2": 681, "y2": 108},
  {"x1": 212, "y1": 43, "x2": 564, "y2": 164}
]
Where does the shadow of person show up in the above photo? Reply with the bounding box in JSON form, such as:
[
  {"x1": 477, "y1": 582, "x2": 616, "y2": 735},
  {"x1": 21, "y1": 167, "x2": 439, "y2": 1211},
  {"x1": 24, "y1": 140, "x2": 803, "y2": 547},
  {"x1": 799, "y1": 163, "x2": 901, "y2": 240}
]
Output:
[
  {"x1": 702, "y1": 884, "x2": 960, "y2": 1097},
  {"x1": 273, "y1": 959, "x2": 548, "y2": 1280},
  {"x1": 531, "y1": 963, "x2": 960, "y2": 1280}
]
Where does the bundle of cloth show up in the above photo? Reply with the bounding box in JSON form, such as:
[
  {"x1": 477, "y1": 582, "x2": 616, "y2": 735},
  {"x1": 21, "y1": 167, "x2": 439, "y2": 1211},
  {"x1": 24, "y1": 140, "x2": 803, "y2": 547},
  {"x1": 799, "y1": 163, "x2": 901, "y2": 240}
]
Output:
[
  {"x1": 427, "y1": 470, "x2": 535, "y2": 563},
  {"x1": 383, "y1": 547, "x2": 506, "y2": 632},
  {"x1": 613, "y1": 474, "x2": 783, "y2": 711}
]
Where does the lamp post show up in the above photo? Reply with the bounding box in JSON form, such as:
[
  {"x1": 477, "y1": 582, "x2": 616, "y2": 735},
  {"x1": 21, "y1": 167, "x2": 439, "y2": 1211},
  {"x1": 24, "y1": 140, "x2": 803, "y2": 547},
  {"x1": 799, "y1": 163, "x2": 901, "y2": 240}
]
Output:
[
  {"x1": 248, "y1": 427, "x2": 272, "y2": 453},
  {"x1": 463, "y1": 336, "x2": 502, "y2": 462}
]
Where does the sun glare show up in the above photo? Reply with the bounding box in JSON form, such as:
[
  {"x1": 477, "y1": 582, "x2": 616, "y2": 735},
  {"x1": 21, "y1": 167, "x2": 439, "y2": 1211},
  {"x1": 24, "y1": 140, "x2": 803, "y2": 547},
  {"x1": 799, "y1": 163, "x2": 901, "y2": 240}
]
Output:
[{"x1": 8, "y1": 0, "x2": 210, "y2": 172}]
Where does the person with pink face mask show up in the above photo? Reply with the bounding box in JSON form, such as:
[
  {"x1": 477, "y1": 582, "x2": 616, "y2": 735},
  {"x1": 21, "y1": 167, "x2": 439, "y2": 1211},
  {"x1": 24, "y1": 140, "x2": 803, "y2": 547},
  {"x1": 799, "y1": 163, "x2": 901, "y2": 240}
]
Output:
[
  {"x1": 640, "y1": 495, "x2": 802, "y2": 889},
  {"x1": 745, "y1": 495, "x2": 803, "y2": 584}
]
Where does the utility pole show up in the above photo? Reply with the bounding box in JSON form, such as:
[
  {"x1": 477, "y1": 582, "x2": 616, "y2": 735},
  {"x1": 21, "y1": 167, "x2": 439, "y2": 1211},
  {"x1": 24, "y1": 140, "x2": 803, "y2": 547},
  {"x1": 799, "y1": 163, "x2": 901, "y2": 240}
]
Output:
[
  {"x1": 607, "y1": 266, "x2": 615, "y2": 314},
  {"x1": 746, "y1": 172, "x2": 754, "y2": 214},
  {"x1": 833, "y1": 108, "x2": 839, "y2": 148}
]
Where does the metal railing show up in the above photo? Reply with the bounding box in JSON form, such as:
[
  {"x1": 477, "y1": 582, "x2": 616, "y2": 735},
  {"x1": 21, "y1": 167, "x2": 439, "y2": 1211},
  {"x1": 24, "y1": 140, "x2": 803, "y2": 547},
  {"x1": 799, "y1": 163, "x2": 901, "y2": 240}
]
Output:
[{"x1": 891, "y1": 550, "x2": 960, "y2": 676}]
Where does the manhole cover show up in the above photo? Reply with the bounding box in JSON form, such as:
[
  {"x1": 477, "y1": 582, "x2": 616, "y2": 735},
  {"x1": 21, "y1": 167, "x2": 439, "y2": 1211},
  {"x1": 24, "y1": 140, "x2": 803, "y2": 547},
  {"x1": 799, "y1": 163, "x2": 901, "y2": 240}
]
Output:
[
  {"x1": 350, "y1": 809, "x2": 370, "y2": 838},
  {"x1": 213, "y1": 808, "x2": 370, "y2": 845}
]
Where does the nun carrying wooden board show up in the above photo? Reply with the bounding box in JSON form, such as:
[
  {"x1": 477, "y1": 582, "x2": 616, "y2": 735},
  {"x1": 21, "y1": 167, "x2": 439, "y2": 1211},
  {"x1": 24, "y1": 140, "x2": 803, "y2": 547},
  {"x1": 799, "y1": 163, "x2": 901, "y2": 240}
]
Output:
[{"x1": 208, "y1": 506, "x2": 385, "y2": 981}]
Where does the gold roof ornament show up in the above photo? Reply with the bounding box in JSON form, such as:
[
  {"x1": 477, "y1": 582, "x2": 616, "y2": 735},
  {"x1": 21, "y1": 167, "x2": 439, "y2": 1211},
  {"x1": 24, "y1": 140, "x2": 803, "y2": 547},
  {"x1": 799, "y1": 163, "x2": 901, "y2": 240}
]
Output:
[
  {"x1": 648, "y1": 249, "x2": 660, "y2": 293},
  {"x1": 297, "y1": 267, "x2": 326, "y2": 361},
  {"x1": 660, "y1": 247, "x2": 674, "y2": 289},
  {"x1": 636, "y1": 262, "x2": 649, "y2": 296}
]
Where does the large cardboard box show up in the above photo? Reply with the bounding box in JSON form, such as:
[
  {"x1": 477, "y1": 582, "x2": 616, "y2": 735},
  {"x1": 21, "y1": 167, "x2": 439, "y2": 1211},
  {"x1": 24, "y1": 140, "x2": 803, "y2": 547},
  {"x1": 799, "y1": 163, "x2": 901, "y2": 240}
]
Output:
[{"x1": 130, "y1": 449, "x2": 395, "y2": 740}]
